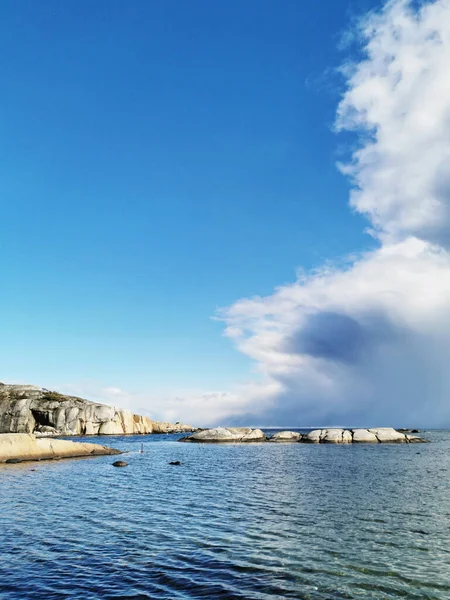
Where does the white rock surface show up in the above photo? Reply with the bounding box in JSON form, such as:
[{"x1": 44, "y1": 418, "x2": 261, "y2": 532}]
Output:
[
  {"x1": 183, "y1": 427, "x2": 242, "y2": 442},
  {"x1": 303, "y1": 430, "x2": 323, "y2": 443},
  {"x1": 321, "y1": 429, "x2": 345, "y2": 443},
  {"x1": 241, "y1": 429, "x2": 267, "y2": 442},
  {"x1": 269, "y1": 431, "x2": 303, "y2": 442},
  {"x1": 352, "y1": 429, "x2": 379, "y2": 443},
  {"x1": 342, "y1": 430, "x2": 353, "y2": 444},
  {"x1": 0, "y1": 383, "x2": 195, "y2": 436},
  {"x1": 368, "y1": 428, "x2": 407, "y2": 443},
  {"x1": 0, "y1": 433, "x2": 120, "y2": 463},
  {"x1": 182, "y1": 427, "x2": 265, "y2": 443},
  {"x1": 181, "y1": 426, "x2": 427, "y2": 444}
]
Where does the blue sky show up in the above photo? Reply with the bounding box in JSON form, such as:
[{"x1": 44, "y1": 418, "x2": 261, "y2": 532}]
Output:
[
  {"x1": 3, "y1": 0, "x2": 450, "y2": 428},
  {"x1": 0, "y1": 0, "x2": 381, "y2": 395}
]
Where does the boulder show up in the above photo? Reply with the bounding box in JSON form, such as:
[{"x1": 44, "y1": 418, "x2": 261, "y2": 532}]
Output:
[
  {"x1": 35, "y1": 426, "x2": 59, "y2": 438},
  {"x1": 241, "y1": 429, "x2": 266, "y2": 442},
  {"x1": 342, "y1": 430, "x2": 353, "y2": 443},
  {"x1": 321, "y1": 429, "x2": 345, "y2": 443},
  {"x1": 352, "y1": 429, "x2": 379, "y2": 443},
  {"x1": 269, "y1": 431, "x2": 302, "y2": 442},
  {"x1": 112, "y1": 460, "x2": 128, "y2": 467},
  {"x1": 181, "y1": 427, "x2": 265, "y2": 443},
  {"x1": 303, "y1": 430, "x2": 323, "y2": 443},
  {"x1": 182, "y1": 427, "x2": 242, "y2": 443},
  {"x1": 368, "y1": 428, "x2": 407, "y2": 443}
]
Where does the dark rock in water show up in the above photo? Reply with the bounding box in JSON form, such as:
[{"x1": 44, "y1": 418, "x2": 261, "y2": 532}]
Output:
[
  {"x1": 398, "y1": 428, "x2": 420, "y2": 434},
  {"x1": 169, "y1": 460, "x2": 182, "y2": 465},
  {"x1": 5, "y1": 458, "x2": 22, "y2": 464},
  {"x1": 112, "y1": 460, "x2": 128, "y2": 467}
]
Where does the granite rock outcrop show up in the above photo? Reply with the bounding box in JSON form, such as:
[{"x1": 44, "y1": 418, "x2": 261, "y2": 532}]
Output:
[
  {"x1": 180, "y1": 427, "x2": 428, "y2": 444},
  {"x1": 269, "y1": 431, "x2": 302, "y2": 442},
  {"x1": 0, "y1": 383, "x2": 195, "y2": 436},
  {"x1": 0, "y1": 433, "x2": 120, "y2": 463},
  {"x1": 180, "y1": 427, "x2": 266, "y2": 443}
]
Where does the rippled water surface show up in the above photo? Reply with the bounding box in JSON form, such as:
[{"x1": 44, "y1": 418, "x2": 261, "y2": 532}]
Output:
[{"x1": 1, "y1": 430, "x2": 450, "y2": 599}]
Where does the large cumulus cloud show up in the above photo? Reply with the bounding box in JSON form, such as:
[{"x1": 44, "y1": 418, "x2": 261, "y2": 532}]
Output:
[
  {"x1": 218, "y1": 0, "x2": 450, "y2": 428},
  {"x1": 61, "y1": 0, "x2": 450, "y2": 428}
]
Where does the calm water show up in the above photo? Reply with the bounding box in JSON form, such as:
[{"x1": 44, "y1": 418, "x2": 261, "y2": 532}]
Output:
[{"x1": 1, "y1": 430, "x2": 449, "y2": 599}]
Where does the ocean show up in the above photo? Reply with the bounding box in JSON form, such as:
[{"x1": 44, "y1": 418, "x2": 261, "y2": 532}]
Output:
[{"x1": 1, "y1": 429, "x2": 449, "y2": 599}]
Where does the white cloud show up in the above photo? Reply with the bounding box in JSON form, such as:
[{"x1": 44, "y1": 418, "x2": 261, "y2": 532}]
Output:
[
  {"x1": 220, "y1": 237, "x2": 450, "y2": 426},
  {"x1": 216, "y1": 0, "x2": 450, "y2": 428},
  {"x1": 56, "y1": 380, "x2": 280, "y2": 427},
  {"x1": 337, "y1": 0, "x2": 450, "y2": 244},
  {"x1": 58, "y1": 0, "x2": 450, "y2": 428}
]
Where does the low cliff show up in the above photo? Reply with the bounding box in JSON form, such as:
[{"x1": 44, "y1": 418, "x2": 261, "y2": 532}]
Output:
[{"x1": 0, "y1": 383, "x2": 195, "y2": 437}]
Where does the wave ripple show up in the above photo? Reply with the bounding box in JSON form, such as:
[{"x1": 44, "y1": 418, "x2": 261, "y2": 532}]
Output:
[{"x1": 1, "y1": 430, "x2": 449, "y2": 599}]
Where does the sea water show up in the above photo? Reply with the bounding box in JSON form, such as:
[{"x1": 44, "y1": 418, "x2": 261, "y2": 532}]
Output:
[{"x1": 1, "y1": 430, "x2": 449, "y2": 599}]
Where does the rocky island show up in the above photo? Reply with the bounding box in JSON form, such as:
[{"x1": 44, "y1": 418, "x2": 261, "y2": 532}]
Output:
[
  {"x1": 0, "y1": 383, "x2": 196, "y2": 437},
  {"x1": 180, "y1": 427, "x2": 428, "y2": 443}
]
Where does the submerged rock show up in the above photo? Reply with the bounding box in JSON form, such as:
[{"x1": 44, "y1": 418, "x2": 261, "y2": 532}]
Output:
[
  {"x1": 112, "y1": 461, "x2": 128, "y2": 467},
  {"x1": 406, "y1": 434, "x2": 427, "y2": 443},
  {"x1": 169, "y1": 460, "x2": 182, "y2": 465},
  {"x1": 269, "y1": 431, "x2": 302, "y2": 442}
]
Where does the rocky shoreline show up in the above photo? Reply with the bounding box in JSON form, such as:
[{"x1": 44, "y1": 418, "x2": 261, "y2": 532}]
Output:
[
  {"x1": 0, "y1": 383, "x2": 196, "y2": 437},
  {"x1": 0, "y1": 433, "x2": 121, "y2": 464},
  {"x1": 180, "y1": 427, "x2": 428, "y2": 443}
]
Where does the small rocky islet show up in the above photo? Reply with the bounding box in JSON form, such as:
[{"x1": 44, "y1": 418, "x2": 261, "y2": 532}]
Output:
[{"x1": 180, "y1": 427, "x2": 428, "y2": 443}]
